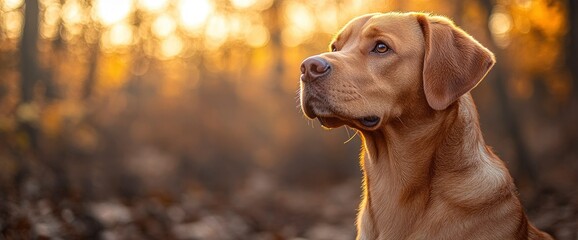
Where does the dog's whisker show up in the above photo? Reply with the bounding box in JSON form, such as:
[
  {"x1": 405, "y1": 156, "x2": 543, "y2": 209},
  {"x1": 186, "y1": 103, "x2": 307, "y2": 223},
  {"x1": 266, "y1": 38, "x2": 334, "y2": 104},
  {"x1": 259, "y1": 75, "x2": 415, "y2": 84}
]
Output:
[
  {"x1": 356, "y1": 89, "x2": 371, "y2": 108},
  {"x1": 344, "y1": 127, "x2": 359, "y2": 144},
  {"x1": 397, "y1": 116, "x2": 408, "y2": 129}
]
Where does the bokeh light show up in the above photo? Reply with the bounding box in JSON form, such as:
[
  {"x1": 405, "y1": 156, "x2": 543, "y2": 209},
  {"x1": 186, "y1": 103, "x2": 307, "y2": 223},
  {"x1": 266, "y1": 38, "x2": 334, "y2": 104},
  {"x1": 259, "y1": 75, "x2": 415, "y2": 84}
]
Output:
[
  {"x1": 3, "y1": 10, "x2": 23, "y2": 39},
  {"x1": 62, "y1": 0, "x2": 84, "y2": 25},
  {"x1": 107, "y1": 23, "x2": 134, "y2": 47},
  {"x1": 40, "y1": 2, "x2": 61, "y2": 39},
  {"x1": 138, "y1": 0, "x2": 168, "y2": 12},
  {"x1": 489, "y1": 6, "x2": 513, "y2": 48},
  {"x1": 230, "y1": 0, "x2": 257, "y2": 9},
  {"x1": 179, "y1": 0, "x2": 213, "y2": 31},
  {"x1": 160, "y1": 34, "x2": 183, "y2": 58},
  {"x1": 282, "y1": 2, "x2": 315, "y2": 47},
  {"x1": 204, "y1": 14, "x2": 229, "y2": 50},
  {"x1": 246, "y1": 24, "x2": 269, "y2": 48},
  {"x1": 152, "y1": 14, "x2": 177, "y2": 38},
  {"x1": 1, "y1": 0, "x2": 23, "y2": 11},
  {"x1": 93, "y1": 0, "x2": 133, "y2": 25}
]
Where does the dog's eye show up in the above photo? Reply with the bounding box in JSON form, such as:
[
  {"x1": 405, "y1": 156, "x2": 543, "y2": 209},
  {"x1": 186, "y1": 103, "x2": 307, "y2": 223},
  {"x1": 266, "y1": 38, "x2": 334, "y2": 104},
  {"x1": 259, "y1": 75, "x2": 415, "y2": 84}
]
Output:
[
  {"x1": 331, "y1": 45, "x2": 338, "y2": 52},
  {"x1": 372, "y1": 42, "x2": 389, "y2": 54}
]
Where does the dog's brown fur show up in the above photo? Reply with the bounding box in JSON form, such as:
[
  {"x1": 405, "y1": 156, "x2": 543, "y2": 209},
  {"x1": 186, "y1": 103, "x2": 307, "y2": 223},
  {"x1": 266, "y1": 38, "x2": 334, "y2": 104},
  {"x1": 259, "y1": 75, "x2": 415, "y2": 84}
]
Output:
[{"x1": 299, "y1": 12, "x2": 552, "y2": 240}]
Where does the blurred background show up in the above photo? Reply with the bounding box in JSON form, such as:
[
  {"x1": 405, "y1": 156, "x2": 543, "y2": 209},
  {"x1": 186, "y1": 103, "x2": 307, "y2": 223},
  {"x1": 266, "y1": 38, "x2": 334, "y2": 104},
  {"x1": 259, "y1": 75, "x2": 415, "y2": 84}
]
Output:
[{"x1": 0, "y1": 0, "x2": 577, "y2": 239}]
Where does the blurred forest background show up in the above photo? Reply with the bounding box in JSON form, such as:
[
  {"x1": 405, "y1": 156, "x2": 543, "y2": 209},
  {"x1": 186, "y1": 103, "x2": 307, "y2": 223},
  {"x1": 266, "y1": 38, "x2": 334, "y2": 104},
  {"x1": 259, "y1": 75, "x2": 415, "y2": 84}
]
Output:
[{"x1": 0, "y1": 0, "x2": 577, "y2": 239}]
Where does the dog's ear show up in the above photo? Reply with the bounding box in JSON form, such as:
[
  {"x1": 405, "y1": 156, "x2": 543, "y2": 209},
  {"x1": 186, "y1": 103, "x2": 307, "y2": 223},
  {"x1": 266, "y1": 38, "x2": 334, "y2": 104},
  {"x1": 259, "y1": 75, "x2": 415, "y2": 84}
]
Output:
[{"x1": 416, "y1": 14, "x2": 495, "y2": 110}]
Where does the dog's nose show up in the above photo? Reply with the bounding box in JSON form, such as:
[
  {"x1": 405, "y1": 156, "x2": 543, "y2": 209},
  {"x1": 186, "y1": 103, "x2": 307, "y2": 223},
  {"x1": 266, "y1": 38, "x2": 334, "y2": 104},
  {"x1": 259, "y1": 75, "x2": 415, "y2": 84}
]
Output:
[{"x1": 300, "y1": 56, "x2": 331, "y2": 82}]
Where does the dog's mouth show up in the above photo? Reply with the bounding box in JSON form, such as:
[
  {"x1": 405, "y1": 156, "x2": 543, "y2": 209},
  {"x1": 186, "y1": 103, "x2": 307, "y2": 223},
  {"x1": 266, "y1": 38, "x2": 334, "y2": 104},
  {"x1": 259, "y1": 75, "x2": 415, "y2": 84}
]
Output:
[
  {"x1": 301, "y1": 87, "x2": 382, "y2": 130},
  {"x1": 305, "y1": 103, "x2": 382, "y2": 130},
  {"x1": 317, "y1": 115, "x2": 382, "y2": 130}
]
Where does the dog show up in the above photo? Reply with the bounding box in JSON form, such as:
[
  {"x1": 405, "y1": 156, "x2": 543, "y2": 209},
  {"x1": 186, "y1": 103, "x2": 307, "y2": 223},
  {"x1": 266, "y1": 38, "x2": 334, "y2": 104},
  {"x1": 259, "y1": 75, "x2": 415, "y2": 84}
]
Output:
[{"x1": 299, "y1": 12, "x2": 552, "y2": 240}]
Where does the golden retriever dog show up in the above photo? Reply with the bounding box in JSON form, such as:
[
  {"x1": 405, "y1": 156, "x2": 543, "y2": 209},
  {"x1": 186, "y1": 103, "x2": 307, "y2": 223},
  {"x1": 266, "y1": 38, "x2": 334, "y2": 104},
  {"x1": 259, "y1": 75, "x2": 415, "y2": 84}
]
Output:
[{"x1": 299, "y1": 12, "x2": 552, "y2": 240}]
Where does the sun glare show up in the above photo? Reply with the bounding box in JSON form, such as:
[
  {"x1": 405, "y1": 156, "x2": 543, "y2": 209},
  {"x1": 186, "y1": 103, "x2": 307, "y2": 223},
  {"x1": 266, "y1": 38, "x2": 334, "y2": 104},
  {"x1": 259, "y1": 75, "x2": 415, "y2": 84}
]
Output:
[
  {"x1": 94, "y1": 0, "x2": 134, "y2": 25},
  {"x1": 179, "y1": 0, "x2": 213, "y2": 31}
]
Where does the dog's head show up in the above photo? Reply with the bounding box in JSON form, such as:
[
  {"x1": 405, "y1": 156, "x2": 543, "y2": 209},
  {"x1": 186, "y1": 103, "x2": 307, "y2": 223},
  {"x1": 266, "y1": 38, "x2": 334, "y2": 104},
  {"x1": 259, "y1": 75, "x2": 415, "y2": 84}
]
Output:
[{"x1": 299, "y1": 12, "x2": 495, "y2": 130}]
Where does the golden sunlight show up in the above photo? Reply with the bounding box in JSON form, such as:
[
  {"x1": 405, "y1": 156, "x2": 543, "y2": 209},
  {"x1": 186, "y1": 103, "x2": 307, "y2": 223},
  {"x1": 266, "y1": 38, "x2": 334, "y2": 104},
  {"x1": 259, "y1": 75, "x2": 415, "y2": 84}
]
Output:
[
  {"x1": 3, "y1": 10, "x2": 23, "y2": 39},
  {"x1": 94, "y1": 0, "x2": 134, "y2": 25},
  {"x1": 230, "y1": 0, "x2": 258, "y2": 9},
  {"x1": 490, "y1": 6, "x2": 513, "y2": 48},
  {"x1": 516, "y1": 0, "x2": 533, "y2": 9},
  {"x1": 62, "y1": 0, "x2": 84, "y2": 25},
  {"x1": 152, "y1": 14, "x2": 177, "y2": 39},
  {"x1": 242, "y1": 0, "x2": 274, "y2": 11},
  {"x1": 161, "y1": 34, "x2": 183, "y2": 59},
  {"x1": 284, "y1": 2, "x2": 314, "y2": 34},
  {"x1": 102, "y1": 23, "x2": 134, "y2": 49},
  {"x1": 490, "y1": 13, "x2": 513, "y2": 35},
  {"x1": 246, "y1": 24, "x2": 269, "y2": 48},
  {"x1": 1, "y1": 0, "x2": 23, "y2": 11},
  {"x1": 318, "y1": 5, "x2": 339, "y2": 34},
  {"x1": 138, "y1": 0, "x2": 168, "y2": 12},
  {"x1": 227, "y1": 14, "x2": 245, "y2": 39},
  {"x1": 282, "y1": 2, "x2": 315, "y2": 47},
  {"x1": 61, "y1": 0, "x2": 84, "y2": 39},
  {"x1": 227, "y1": 13, "x2": 269, "y2": 47},
  {"x1": 204, "y1": 14, "x2": 229, "y2": 50},
  {"x1": 40, "y1": 3, "x2": 61, "y2": 39},
  {"x1": 179, "y1": 0, "x2": 213, "y2": 31}
]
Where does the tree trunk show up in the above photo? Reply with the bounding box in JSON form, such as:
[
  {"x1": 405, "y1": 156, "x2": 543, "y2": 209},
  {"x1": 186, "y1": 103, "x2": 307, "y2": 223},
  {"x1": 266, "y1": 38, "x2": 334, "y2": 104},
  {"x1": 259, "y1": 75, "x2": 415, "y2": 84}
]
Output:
[
  {"x1": 19, "y1": 0, "x2": 41, "y2": 151},
  {"x1": 563, "y1": 0, "x2": 578, "y2": 161},
  {"x1": 268, "y1": 0, "x2": 284, "y2": 93},
  {"x1": 20, "y1": 0, "x2": 40, "y2": 103},
  {"x1": 565, "y1": 1, "x2": 578, "y2": 108},
  {"x1": 82, "y1": 40, "x2": 101, "y2": 100}
]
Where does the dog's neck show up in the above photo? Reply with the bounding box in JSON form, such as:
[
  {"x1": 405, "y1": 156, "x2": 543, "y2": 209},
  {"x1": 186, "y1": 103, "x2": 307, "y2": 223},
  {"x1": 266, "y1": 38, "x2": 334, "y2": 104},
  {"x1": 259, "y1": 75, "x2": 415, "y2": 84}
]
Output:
[{"x1": 356, "y1": 94, "x2": 498, "y2": 238}]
